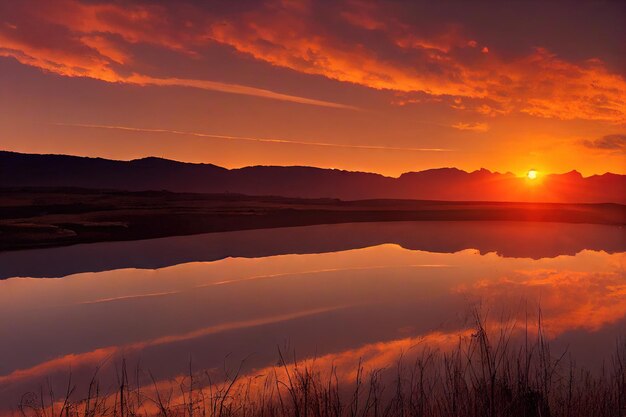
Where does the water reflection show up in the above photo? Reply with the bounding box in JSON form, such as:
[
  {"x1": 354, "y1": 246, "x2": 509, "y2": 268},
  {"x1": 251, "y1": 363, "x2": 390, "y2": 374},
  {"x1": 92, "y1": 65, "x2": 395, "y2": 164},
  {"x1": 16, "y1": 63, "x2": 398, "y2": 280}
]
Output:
[
  {"x1": 0, "y1": 221, "x2": 623, "y2": 279},
  {"x1": 0, "y1": 221, "x2": 624, "y2": 414}
]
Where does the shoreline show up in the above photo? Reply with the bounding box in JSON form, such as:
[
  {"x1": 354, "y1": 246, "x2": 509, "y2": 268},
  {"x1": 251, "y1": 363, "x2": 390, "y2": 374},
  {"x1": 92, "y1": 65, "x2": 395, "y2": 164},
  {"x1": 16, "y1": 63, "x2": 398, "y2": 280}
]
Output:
[{"x1": 2, "y1": 187, "x2": 624, "y2": 252}]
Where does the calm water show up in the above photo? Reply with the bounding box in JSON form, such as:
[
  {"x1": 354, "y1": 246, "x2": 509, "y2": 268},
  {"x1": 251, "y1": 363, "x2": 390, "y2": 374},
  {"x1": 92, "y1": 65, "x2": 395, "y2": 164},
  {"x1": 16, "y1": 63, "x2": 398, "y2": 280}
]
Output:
[{"x1": 0, "y1": 221, "x2": 624, "y2": 414}]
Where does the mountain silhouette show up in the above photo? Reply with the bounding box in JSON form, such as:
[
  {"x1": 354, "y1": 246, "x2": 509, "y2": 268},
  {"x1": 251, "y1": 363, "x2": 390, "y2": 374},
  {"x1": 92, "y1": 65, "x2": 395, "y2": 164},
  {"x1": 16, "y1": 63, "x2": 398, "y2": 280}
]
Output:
[{"x1": 1, "y1": 151, "x2": 624, "y2": 203}]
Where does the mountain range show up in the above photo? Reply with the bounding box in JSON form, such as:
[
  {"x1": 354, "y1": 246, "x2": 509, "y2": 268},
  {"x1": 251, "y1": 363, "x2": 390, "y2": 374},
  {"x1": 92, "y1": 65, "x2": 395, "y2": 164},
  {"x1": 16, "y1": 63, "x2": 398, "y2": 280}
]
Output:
[{"x1": 1, "y1": 151, "x2": 624, "y2": 203}]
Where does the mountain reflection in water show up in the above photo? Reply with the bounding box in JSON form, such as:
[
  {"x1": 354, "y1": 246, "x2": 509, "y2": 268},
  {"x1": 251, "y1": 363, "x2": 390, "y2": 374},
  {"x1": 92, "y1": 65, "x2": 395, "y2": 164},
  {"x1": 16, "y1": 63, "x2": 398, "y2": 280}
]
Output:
[
  {"x1": 0, "y1": 221, "x2": 623, "y2": 414},
  {"x1": 0, "y1": 221, "x2": 623, "y2": 279}
]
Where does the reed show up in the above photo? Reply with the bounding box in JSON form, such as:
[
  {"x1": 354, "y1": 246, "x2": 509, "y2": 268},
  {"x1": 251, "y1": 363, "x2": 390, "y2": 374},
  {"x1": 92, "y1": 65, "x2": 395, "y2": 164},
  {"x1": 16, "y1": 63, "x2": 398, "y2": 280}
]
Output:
[{"x1": 16, "y1": 313, "x2": 626, "y2": 417}]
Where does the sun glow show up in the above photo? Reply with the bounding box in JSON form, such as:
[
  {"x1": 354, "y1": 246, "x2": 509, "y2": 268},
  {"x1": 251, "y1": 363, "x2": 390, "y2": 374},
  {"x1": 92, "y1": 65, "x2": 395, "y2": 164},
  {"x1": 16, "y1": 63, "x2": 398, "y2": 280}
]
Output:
[{"x1": 527, "y1": 169, "x2": 538, "y2": 180}]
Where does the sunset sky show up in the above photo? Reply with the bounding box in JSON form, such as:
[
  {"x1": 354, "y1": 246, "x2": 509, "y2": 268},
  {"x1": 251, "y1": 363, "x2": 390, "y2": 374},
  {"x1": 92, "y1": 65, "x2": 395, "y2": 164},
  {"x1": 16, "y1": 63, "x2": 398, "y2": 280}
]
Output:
[{"x1": 1, "y1": 0, "x2": 625, "y2": 176}]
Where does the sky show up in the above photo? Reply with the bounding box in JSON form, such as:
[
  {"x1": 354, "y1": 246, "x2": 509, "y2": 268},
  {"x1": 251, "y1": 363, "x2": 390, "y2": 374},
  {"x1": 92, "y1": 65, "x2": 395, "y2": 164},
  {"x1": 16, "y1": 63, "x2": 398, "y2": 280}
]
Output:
[{"x1": 0, "y1": 0, "x2": 625, "y2": 177}]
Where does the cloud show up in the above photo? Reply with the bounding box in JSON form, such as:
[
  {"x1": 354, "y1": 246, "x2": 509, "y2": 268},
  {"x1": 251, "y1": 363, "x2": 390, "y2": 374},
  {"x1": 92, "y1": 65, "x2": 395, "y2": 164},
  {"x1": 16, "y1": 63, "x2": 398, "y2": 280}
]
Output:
[
  {"x1": 455, "y1": 268, "x2": 626, "y2": 334},
  {"x1": 1, "y1": 0, "x2": 625, "y2": 121},
  {"x1": 55, "y1": 122, "x2": 453, "y2": 152},
  {"x1": 0, "y1": 305, "x2": 349, "y2": 386},
  {"x1": 0, "y1": 0, "x2": 355, "y2": 110},
  {"x1": 127, "y1": 74, "x2": 359, "y2": 110},
  {"x1": 581, "y1": 134, "x2": 626, "y2": 152},
  {"x1": 200, "y1": 2, "x2": 626, "y2": 122},
  {"x1": 451, "y1": 122, "x2": 490, "y2": 132}
]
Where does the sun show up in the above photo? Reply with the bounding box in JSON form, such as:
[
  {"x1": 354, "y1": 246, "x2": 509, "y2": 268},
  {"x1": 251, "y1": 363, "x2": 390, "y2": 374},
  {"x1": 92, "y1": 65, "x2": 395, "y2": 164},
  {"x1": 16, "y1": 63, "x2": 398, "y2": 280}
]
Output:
[{"x1": 527, "y1": 169, "x2": 538, "y2": 180}]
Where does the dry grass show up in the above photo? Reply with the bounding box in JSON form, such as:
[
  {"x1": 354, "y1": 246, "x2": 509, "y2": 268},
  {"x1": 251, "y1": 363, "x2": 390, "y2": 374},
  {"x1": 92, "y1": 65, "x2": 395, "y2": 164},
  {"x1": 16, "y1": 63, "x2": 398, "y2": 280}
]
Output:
[{"x1": 16, "y1": 312, "x2": 626, "y2": 417}]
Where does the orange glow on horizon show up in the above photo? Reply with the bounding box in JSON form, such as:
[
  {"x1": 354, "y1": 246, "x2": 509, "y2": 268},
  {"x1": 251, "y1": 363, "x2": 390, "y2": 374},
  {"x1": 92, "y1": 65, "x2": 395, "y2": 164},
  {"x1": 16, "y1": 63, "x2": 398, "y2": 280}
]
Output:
[{"x1": 0, "y1": 1, "x2": 624, "y2": 178}]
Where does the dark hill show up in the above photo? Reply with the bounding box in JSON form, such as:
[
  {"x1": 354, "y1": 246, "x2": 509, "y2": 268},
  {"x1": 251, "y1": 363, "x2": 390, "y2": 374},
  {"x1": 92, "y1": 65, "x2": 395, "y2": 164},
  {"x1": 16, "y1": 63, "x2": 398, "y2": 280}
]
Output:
[{"x1": 1, "y1": 151, "x2": 624, "y2": 203}]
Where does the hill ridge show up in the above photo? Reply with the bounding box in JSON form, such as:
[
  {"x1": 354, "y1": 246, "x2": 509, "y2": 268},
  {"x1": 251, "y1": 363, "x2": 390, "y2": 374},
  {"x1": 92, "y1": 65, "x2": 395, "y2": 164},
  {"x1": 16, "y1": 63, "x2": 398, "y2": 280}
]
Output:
[{"x1": 1, "y1": 151, "x2": 624, "y2": 203}]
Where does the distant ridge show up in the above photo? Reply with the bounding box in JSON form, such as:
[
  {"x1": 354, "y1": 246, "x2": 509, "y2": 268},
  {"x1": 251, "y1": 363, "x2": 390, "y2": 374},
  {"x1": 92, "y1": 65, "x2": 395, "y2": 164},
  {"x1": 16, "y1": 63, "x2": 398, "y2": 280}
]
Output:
[{"x1": 1, "y1": 151, "x2": 624, "y2": 203}]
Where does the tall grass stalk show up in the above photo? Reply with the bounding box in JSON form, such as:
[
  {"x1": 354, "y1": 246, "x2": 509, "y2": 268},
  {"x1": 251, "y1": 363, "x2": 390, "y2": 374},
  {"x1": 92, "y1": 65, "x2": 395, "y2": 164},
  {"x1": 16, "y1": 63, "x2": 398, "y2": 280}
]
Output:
[{"x1": 16, "y1": 315, "x2": 626, "y2": 417}]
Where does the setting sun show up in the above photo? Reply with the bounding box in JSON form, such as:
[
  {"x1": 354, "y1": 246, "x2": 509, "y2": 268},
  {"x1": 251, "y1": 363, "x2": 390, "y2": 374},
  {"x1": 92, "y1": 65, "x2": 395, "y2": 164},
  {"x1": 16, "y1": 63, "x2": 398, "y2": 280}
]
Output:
[{"x1": 1, "y1": 2, "x2": 625, "y2": 417}]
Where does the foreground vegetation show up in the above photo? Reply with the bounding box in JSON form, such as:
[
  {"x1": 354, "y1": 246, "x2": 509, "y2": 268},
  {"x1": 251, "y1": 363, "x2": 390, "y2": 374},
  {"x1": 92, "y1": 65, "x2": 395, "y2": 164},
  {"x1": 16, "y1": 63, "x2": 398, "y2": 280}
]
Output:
[{"x1": 16, "y1": 314, "x2": 626, "y2": 417}]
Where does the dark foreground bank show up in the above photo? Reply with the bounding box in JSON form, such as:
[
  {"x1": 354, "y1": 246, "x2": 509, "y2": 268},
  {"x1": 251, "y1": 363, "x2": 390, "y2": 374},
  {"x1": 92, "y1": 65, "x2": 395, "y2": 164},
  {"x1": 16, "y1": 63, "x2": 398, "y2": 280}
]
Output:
[{"x1": 1, "y1": 187, "x2": 624, "y2": 251}]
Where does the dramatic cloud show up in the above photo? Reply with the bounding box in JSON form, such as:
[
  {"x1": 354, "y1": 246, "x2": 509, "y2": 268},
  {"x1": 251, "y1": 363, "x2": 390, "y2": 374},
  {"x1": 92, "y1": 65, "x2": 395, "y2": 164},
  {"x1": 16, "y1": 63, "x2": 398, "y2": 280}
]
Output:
[
  {"x1": 0, "y1": 0, "x2": 354, "y2": 109},
  {"x1": 0, "y1": 0, "x2": 625, "y2": 121},
  {"x1": 582, "y1": 134, "x2": 626, "y2": 152},
  {"x1": 203, "y1": 2, "x2": 626, "y2": 122}
]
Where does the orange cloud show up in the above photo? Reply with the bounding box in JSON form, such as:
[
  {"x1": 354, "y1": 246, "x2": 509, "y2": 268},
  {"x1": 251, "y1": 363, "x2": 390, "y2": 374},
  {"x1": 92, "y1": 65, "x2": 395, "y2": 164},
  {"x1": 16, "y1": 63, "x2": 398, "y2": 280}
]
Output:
[
  {"x1": 0, "y1": 328, "x2": 470, "y2": 417},
  {"x1": 1, "y1": 0, "x2": 625, "y2": 122},
  {"x1": 455, "y1": 267, "x2": 626, "y2": 335},
  {"x1": 0, "y1": 305, "x2": 349, "y2": 387},
  {"x1": 202, "y1": 2, "x2": 626, "y2": 122},
  {"x1": 0, "y1": 1, "x2": 354, "y2": 109}
]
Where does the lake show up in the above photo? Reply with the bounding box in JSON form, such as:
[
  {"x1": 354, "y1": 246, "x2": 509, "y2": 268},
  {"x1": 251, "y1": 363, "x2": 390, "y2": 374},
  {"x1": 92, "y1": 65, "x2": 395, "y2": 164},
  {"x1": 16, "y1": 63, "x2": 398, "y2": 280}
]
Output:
[{"x1": 1, "y1": 221, "x2": 624, "y2": 415}]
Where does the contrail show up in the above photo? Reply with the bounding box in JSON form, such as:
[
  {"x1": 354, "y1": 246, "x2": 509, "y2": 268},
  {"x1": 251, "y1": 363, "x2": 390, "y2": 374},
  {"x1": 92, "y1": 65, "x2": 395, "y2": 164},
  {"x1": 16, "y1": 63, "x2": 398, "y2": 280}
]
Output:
[
  {"x1": 127, "y1": 74, "x2": 361, "y2": 110},
  {"x1": 55, "y1": 122, "x2": 454, "y2": 152}
]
